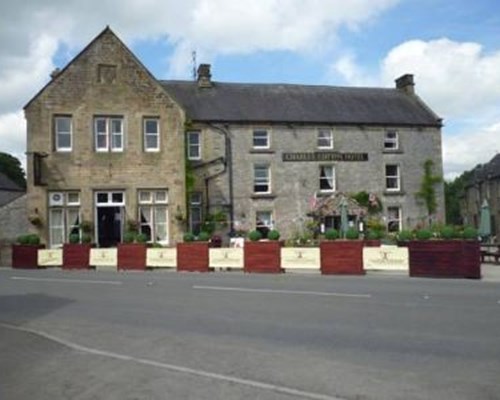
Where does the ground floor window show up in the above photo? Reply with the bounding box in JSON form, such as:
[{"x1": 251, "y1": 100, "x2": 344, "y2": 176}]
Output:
[
  {"x1": 138, "y1": 189, "x2": 168, "y2": 244},
  {"x1": 256, "y1": 211, "x2": 273, "y2": 238},
  {"x1": 387, "y1": 206, "x2": 401, "y2": 232},
  {"x1": 48, "y1": 192, "x2": 80, "y2": 248},
  {"x1": 189, "y1": 192, "x2": 203, "y2": 235}
]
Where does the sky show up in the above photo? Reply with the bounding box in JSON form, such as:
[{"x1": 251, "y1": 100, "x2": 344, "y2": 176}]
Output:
[{"x1": 1, "y1": 0, "x2": 499, "y2": 180}]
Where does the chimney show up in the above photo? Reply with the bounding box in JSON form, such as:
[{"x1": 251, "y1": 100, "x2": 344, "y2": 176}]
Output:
[
  {"x1": 197, "y1": 64, "x2": 212, "y2": 88},
  {"x1": 50, "y1": 68, "x2": 62, "y2": 79},
  {"x1": 395, "y1": 74, "x2": 415, "y2": 95}
]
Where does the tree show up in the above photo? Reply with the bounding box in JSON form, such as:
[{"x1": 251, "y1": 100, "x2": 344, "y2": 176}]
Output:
[
  {"x1": 0, "y1": 152, "x2": 26, "y2": 188},
  {"x1": 416, "y1": 159, "x2": 442, "y2": 226},
  {"x1": 445, "y1": 170, "x2": 471, "y2": 225}
]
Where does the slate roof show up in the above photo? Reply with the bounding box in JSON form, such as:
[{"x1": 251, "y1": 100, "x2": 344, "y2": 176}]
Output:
[
  {"x1": 464, "y1": 153, "x2": 500, "y2": 187},
  {"x1": 161, "y1": 80, "x2": 442, "y2": 127},
  {"x1": 0, "y1": 172, "x2": 23, "y2": 192}
]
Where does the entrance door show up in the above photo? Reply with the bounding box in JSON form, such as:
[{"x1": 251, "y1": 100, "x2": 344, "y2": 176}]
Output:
[{"x1": 95, "y1": 191, "x2": 125, "y2": 247}]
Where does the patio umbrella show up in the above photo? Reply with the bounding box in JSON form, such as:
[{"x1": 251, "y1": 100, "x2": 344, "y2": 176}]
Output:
[
  {"x1": 478, "y1": 199, "x2": 491, "y2": 240},
  {"x1": 340, "y1": 197, "x2": 349, "y2": 238}
]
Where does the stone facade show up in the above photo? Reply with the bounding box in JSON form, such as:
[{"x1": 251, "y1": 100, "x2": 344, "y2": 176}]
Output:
[
  {"x1": 25, "y1": 28, "x2": 186, "y2": 248},
  {"x1": 0, "y1": 195, "x2": 30, "y2": 266}
]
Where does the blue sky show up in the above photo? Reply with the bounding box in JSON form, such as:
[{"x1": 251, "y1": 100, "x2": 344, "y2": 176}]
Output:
[{"x1": 1, "y1": 0, "x2": 499, "y2": 179}]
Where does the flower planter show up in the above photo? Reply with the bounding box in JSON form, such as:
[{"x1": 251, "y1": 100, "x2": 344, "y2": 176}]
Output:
[
  {"x1": 177, "y1": 242, "x2": 210, "y2": 272},
  {"x1": 244, "y1": 241, "x2": 283, "y2": 273},
  {"x1": 117, "y1": 243, "x2": 147, "y2": 271},
  {"x1": 320, "y1": 241, "x2": 364, "y2": 275},
  {"x1": 363, "y1": 239, "x2": 381, "y2": 247},
  {"x1": 408, "y1": 240, "x2": 480, "y2": 279},
  {"x1": 63, "y1": 243, "x2": 92, "y2": 270},
  {"x1": 12, "y1": 244, "x2": 45, "y2": 269}
]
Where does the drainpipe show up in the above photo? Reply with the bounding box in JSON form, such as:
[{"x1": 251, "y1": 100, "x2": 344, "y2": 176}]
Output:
[{"x1": 208, "y1": 124, "x2": 234, "y2": 233}]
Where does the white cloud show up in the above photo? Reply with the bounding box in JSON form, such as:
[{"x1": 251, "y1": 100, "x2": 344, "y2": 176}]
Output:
[{"x1": 0, "y1": 112, "x2": 26, "y2": 170}]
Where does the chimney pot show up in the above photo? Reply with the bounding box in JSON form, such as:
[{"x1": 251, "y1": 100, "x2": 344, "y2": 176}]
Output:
[
  {"x1": 395, "y1": 74, "x2": 415, "y2": 94},
  {"x1": 197, "y1": 64, "x2": 212, "y2": 88},
  {"x1": 50, "y1": 68, "x2": 61, "y2": 79}
]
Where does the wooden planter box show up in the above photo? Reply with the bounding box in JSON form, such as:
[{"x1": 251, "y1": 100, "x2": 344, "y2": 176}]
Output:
[
  {"x1": 244, "y1": 241, "x2": 282, "y2": 273},
  {"x1": 12, "y1": 244, "x2": 45, "y2": 269},
  {"x1": 408, "y1": 240, "x2": 480, "y2": 279},
  {"x1": 117, "y1": 243, "x2": 147, "y2": 271},
  {"x1": 363, "y1": 239, "x2": 381, "y2": 247},
  {"x1": 63, "y1": 244, "x2": 92, "y2": 270},
  {"x1": 177, "y1": 242, "x2": 210, "y2": 272},
  {"x1": 320, "y1": 240, "x2": 364, "y2": 275}
]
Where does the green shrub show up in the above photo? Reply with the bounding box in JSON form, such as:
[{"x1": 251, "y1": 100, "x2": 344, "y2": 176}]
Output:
[
  {"x1": 397, "y1": 230, "x2": 413, "y2": 241},
  {"x1": 17, "y1": 234, "x2": 41, "y2": 245},
  {"x1": 136, "y1": 233, "x2": 148, "y2": 243},
  {"x1": 345, "y1": 228, "x2": 360, "y2": 240},
  {"x1": 81, "y1": 233, "x2": 92, "y2": 244},
  {"x1": 69, "y1": 233, "x2": 80, "y2": 244},
  {"x1": 197, "y1": 231, "x2": 211, "y2": 241},
  {"x1": 440, "y1": 225, "x2": 456, "y2": 239},
  {"x1": 462, "y1": 226, "x2": 478, "y2": 240},
  {"x1": 324, "y1": 229, "x2": 339, "y2": 240},
  {"x1": 123, "y1": 231, "x2": 136, "y2": 243},
  {"x1": 17, "y1": 234, "x2": 30, "y2": 245},
  {"x1": 415, "y1": 229, "x2": 433, "y2": 240},
  {"x1": 183, "y1": 232, "x2": 195, "y2": 242},
  {"x1": 267, "y1": 230, "x2": 280, "y2": 241},
  {"x1": 366, "y1": 230, "x2": 383, "y2": 240},
  {"x1": 248, "y1": 230, "x2": 262, "y2": 241}
]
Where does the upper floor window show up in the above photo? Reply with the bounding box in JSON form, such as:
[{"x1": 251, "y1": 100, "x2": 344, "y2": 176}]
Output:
[
  {"x1": 317, "y1": 129, "x2": 333, "y2": 149},
  {"x1": 384, "y1": 131, "x2": 399, "y2": 150},
  {"x1": 144, "y1": 118, "x2": 159, "y2": 152},
  {"x1": 187, "y1": 131, "x2": 201, "y2": 160},
  {"x1": 319, "y1": 165, "x2": 335, "y2": 192},
  {"x1": 254, "y1": 164, "x2": 270, "y2": 194},
  {"x1": 385, "y1": 164, "x2": 401, "y2": 191},
  {"x1": 94, "y1": 117, "x2": 124, "y2": 152},
  {"x1": 253, "y1": 129, "x2": 269, "y2": 149},
  {"x1": 55, "y1": 116, "x2": 72, "y2": 152}
]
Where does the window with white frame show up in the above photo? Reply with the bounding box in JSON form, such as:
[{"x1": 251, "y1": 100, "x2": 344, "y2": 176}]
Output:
[
  {"x1": 256, "y1": 211, "x2": 273, "y2": 238},
  {"x1": 319, "y1": 165, "x2": 335, "y2": 192},
  {"x1": 94, "y1": 117, "x2": 124, "y2": 152},
  {"x1": 317, "y1": 129, "x2": 333, "y2": 149},
  {"x1": 254, "y1": 164, "x2": 270, "y2": 193},
  {"x1": 189, "y1": 192, "x2": 203, "y2": 235},
  {"x1": 253, "y1": 129, "x2": 269, "y2": 149},
  {"x1": 387, "y1": 206, "x2": 401, "y2": 232},
  {"x1": 384, "y1": 131, "x2": 399, "y2": 150},
  {"x1": 138, "y1": 190, "x2": 168, "y2": 243},
  {"x1": 385, "y1": 164, "x2": 401, "y2": 191},
  {"x1": 48, "y1": 192, "x2": 81, "y2": 248},
  {"x1": 187, "y1": 131, "x2": 201, "y2": 160},
  {"x1": 144, "y1": 118, "x2": 159, "y2": 151},
  {"x1": 55, "y1": 116, "x2": 72, "y2": 152}
]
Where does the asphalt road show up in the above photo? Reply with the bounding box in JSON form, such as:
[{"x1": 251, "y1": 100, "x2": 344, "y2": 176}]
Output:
[{"x1": 1, "y1": 268, "x2": 499, "y2": 400}]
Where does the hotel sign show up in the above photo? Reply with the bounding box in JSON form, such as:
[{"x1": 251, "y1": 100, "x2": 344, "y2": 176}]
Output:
[{"x1": 282, "y1": 152, "x2": 368, "y2": 162}]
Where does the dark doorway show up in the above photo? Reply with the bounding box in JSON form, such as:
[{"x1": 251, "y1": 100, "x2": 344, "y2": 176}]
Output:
[{"x1": 97, "y1": 207, "x2": 122, "y2": 247}]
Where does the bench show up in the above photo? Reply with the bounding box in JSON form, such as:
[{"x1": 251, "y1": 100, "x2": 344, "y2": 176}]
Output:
[{"x1": 480, "y1": 249, "x2": 500, "y2": 264}]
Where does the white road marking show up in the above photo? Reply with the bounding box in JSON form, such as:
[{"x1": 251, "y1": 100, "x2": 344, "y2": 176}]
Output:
[
  {"x1": 193, "y1": 285, "x2": 371, "y2": 298},
  {"x1": 0, "y1": 322, "x2": 344, "y2": 400},
  {"x1": 10, "y1": 276, "x2": 122, "y2": 285}
]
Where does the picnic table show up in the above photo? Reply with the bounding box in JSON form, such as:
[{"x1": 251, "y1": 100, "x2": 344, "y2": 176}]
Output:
[{"x1": 480, "y1": 244, "x2": 500, "y2": 264}]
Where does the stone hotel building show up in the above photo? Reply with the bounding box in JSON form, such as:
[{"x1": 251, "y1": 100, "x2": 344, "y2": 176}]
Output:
[{"x1": 24, "y1": 27, "x2": 445, "y2": 248}]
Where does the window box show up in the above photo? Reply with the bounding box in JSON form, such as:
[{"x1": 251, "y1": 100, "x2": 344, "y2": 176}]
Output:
[
  {"x1": 62, "y1": 243, "x2": 93, "y2": 270},
  {"x1": 244, "y1": 241, "x2": 283, "y2": 273},
  {"x1": 117, "y1": 243, "x2": 147, "y2": 271},
  {"x1": 320, "y1": 241, "x2": 364, "y2": 275},
  {"x1": 408, "y1": 240, "x2": 480, "y2": 279},
  {"x1": 177, "y1": 242, "x2": 210, "y2": 272},
  {"x1": 12, "y1": 244, "x2": 46, "y2": 269}
]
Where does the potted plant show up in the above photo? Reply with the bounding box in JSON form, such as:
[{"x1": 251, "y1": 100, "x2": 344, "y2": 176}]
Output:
[
  {"x1": 408, "y1": 225, "x2": 480, "y2": 279},
  {"x1": 177, "y1": 231, "x2": 211, "y2": 272},
  {"x1": 62, "y1": 232, "x2": 93, "y2": 270},
  {"x1": 244, "y1": 229, "x2": 283, "y2": 273},
  {"x1": 320, "y1": 228, "x2": 364, "y2": 275},
  {"x1": 364, "y1": 229, "x2": 383, "y2": 247},
  {"x1": 117, "y1": 228, "x2": 147, "y2": 271},
  {"x1": 12, "y1": 234, "x2": 45, "y2": 269}
]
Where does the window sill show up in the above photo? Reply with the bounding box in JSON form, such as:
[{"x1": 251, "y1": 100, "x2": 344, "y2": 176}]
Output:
[
  {"x1": 249, "y1": 149, "x2": 275, "y2": 154},
  {"x1": 383, "y1": 149, "x2": 404, "y2": 154},
  {"x1": 383, "y1": 190, "x2": 405, "y2": 196},
  {"x1": 251, "y1": 193, "x2": 276, "y2": 200}
]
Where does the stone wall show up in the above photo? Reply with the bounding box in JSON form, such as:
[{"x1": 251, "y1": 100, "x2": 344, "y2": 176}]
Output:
[{"x1": 0, "y1": 195, "x2": 29, "y2": 266}]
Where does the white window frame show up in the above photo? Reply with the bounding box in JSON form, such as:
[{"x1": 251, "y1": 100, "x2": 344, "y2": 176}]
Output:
[
  {"x1": 48, "y1": 191, "x2": 81, "y2": 248},
  {"x1": 252, "y1": 129, "x2": 269, "y2": 149},
  {"x1": 138, "y1": 190, "x2": 169, "y2": 244},
  {"x1": 253, "y1": 164, "x2": 271, "y2": 194},
  {"x1": 187, "y1": 131, "x2": 201, "y2": 160},
  {"x1": 319, "y1": 165, "x2": 336, "y2": 192},
  {"x1": 317, "y1": 128, "x2": 333, "y2": 149},
  {"x1": 94, "y1": 117, "x2": 124, "y2": 152},
  {"x1": 256, "y1": 210, "x2": 273, "y2": 236},
  {"x1": 189, "y1": 192, "x2": 203, "y2": 234},
  {"x1": 144, "y1": 118, "x2": 160, "y2": 152},
  {"x1": 55, "y1": 116, "x2": 72, "y2": 152},
  {"x1": 384, "y1": 130, "x2": 399, "y2": 150},
  {"x1": 387, "y1": 206, "x2": 402, "y2": 232},
  {"x1": 95, "y1": 191, "x2": 125, "y2": 206},
  {"x1": 385, "y1": 164, "x2": 401, "y2": 191}
]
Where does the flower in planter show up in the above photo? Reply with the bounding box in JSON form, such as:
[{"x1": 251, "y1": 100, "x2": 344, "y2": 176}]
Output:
[
  {"x1": 123, "y1": 231, "x2": 137, "y2": 243},
  {"x1": 397, "y1": 230, "x2": 413, "y2": 242},
  {"x1": 183, "y1": 232, "x2": 195, "y2": 242},
  {"x1": 415, "y1": 229, "x2": 433, "y2": 240},
  {"x1": 17, "y1": 234, "x2": 41, "y2": 245},
  {"x1": 345, "y1": 228, "x2": 360, "y2": 240},
  {"x1": 439, "y1": 225, "x2": 456, "y2": 240},
  {"x1": 366, "y1": 230, "x2": 383, "y2": 240},
  {"x1": 267, "y1": 230, "x2": 280, "y2": 241},
  {"x1": 248, "y1": 230, "x2": 263, "y2": 241},
  {"x1": 462, "y1": 226, "x2": 478, "y2": 240},
  {"x1": 197, "y1": 231, "x2": 211, "y2": 241},
  {"x1": 324, "y1": 229, "x2": 339, "y2": 240},
  {"x1": 69, "y1": 233, "x2": 80, "y2": 244}
]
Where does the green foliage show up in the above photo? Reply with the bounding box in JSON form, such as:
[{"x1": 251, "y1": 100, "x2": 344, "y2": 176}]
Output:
[
  {"x1": 81, "y1": 233, "x2": 92, "y2": 244},
  {"x1": 248, "y1": 230, "x2": 262, "y2": 241},
  {"x1": 366, "y1": 230, "x2": 383, "y2": 240},
  {"x1": 462, "y1": 226, "x2": 478, "y2": 240},
  {"x1": 69, "y1": 233, "x2": 80, "y2": 244},
  {"x1": 415, "y1": 229, "x2": 433, "y2": 240},
  {"x1": 352, "y1": 191, "x2": 382, "y2": 214},
  {"x1": 183, "y1": 232, "x2": 195, "y2": 242},
  {"x1": 416, "y1": 159, "x2": 442, "y2": 224},
  {"x1": 397, "y1": 230, "x2": 413, "y2": 241},
  {"x1": 136, "y1": 233, "x2": 148, "y2": 243},
  {"x1": 325, "y1": 229, "x2": 339, "y2": 240},
  {"x1": 80, "y1": 221, "x2": 93, "y2": 234},
  {"x1": 17, "y1": 234, "x2": 40, "y2": 245},
  {"x1": 126, "y1": 220, "x2": 139, "y2": 233},
  {"x1": 0, "y1": 152, "x2": 26, "y2": 188},
  {"x1": 345, "y1": 228, "x2": 360, "y2": 240},
  {"x1": 123, "y1": 231, "x2": 136, "y2": 243},
  {"x1": 267, "y1": 230, "x2": 280, "y2": 241},
  {"x1": 440, "y1": 225, "x2": 456, "y2": 239},
  {"x1": 197, "y1": 231, "x2": 211, "y2": 241}
]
